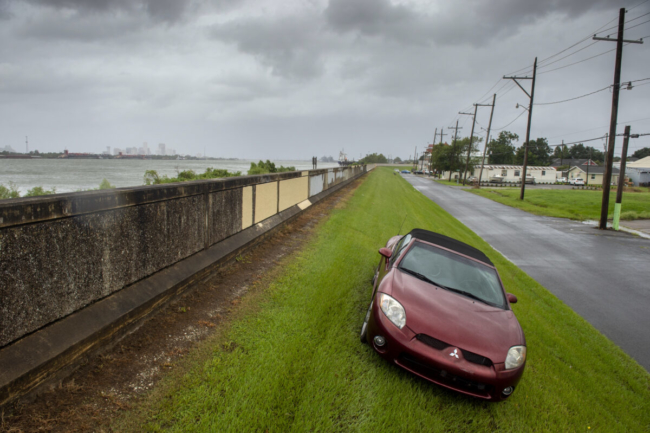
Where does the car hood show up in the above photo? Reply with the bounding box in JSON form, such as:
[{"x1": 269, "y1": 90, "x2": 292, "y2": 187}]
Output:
[{"x1": 385, "y1": 270, "x2": 525, "y2": 363}]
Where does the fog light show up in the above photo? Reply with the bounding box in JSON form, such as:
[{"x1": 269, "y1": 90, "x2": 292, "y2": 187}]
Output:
[
  {"x1": 374, "y1": 336, "x2": 386, "y2": 347},
  {"x1": 502, "y1": 386, "x2": 514, "y2": 396}
]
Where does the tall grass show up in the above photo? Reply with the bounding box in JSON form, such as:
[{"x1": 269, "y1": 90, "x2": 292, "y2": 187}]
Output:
[{"x1": 118, "y1": 168, "x2": 649, "y2": 432}]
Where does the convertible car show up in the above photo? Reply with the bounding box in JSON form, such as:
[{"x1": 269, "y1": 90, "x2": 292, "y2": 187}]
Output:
[{"x1": 360, "y1": 229, "x2": 526, "y2": 401}]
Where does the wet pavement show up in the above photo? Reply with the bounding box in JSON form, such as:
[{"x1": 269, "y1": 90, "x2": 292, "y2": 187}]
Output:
[{"x1": 404, "y1": 174, "x2": 650, "y2": 371}]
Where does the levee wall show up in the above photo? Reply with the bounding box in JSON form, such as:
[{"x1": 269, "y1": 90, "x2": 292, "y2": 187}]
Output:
[{"x1": 0, "y1": 164, "x2": 371, "y2": 407}]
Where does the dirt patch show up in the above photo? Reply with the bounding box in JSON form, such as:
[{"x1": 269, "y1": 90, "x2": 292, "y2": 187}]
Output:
[{"x1": 0, "y1": 178, "x2": 363, "y2": 433}]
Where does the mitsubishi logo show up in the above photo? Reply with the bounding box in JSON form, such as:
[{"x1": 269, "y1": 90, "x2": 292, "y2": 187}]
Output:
[{"x1": 449, "y1": 349, "x2": 459, "y2": 359}]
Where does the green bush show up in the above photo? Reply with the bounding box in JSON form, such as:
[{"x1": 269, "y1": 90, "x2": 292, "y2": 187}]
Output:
[
  {"x1": 144, "y1": 168, "x2": 241, "y2": 185},
  {"x1": 25, "y1": 186, "x2": 56, "y2": 197},
  {"x1": 99, "y1": 179, "x2": 115, "y2": 189},
  {"x1": 0, "y1": 182, "x2": 20, "y2": 199},
  {"x1": 248, "y1": 160, "x2": 295, "y2": 175}
]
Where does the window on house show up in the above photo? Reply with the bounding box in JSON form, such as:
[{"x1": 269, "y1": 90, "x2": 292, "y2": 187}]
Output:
[
  {"x1": 501, "y1": 170, "x2": 507, "y2": 176},
  {"x1": 514, "y1": 170, "x2": 520, "y2": 176},
  {"x1": 542, "y1": 170, "x2": 546, "y2": 176},
  {"x1": 591, "y1": 174, "x2": 596, "y2": 179}
]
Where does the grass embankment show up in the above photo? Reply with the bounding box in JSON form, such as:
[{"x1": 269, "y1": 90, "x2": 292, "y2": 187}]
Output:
[
  {"x1": 118, "y1": 168, "x2": 649, "y2": 432},
  {"x1": 435, "y1": 178, "x2": 465, "y2": 186},
  {"x1": 469, "y1": 187, "x2": 650, "y2": 221}
]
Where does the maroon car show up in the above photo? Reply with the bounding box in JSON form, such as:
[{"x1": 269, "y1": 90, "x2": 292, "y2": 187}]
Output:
[{"x1": 360, "y1": 229, "x2": 526, "y2": 401}]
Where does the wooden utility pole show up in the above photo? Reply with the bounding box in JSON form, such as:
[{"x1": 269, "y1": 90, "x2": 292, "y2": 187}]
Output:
[
  {"x1": 447, "y1": 122, "x2": 462, "y2": 181},
  {"x1": 560, "y1": 140, "x2": 564, "y2": 168},
  {"x1": 595, "y1": 7, "x2": 643, "y2": 229},
  {"x1": 413, "y1": 146, "x2": 417, "y2": 171},
  {"x1": 429, "y1": 128, "x2": 438, "y2": 172},
  {"x1": 613, "y1": 126, "x2": 632, "y2": 230},
  {"x1": 460, "y1": 106, "x2": 478, "y2": 185},
  {"x1": 504, "y1": 57, "x2": 537, "y2": 200},
  {"x1": 586, "y1": 147, "x2": 592, "y2": 185},
  {"x1": 478, "y1": 94, "x2": 497, "y2": 185}
]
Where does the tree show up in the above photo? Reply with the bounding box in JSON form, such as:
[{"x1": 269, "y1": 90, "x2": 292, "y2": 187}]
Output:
[
  {"x1": 25, "y1": 186, "x2": 56, "y2": 197},
  {"x1": 515, "y1": 137, "x2": 551, "y2": 166},
  {"x1": 0, "y1": 182, "x2": 20, "y2": 199},
  {"x1": 553, "y1": 145, "x2": 570, "y2": 159},
  {"x1": 248, "y1": 160, "x2": 295, "y2": 175},
  {"x1": 431, "y1": 137, "x2": 479, "y2": 180},
  {"x1": 567, "y1": 143, "x2": 604, "y2": 162},
  {"x1": 359, "y1": 153, "x2": 388, "y2": 164},
  {"x1": 99, "y1": 179, "x2": 115, "y2": 189},
  {"x1": 393, "y1": 156, "x2": 402, "y2": 163},
  {"x1": 488, "y1": 131, "x2": 518, "y2": 164},
  {"x1": 632, "y1": 147, "x2": 650, "y2": 159}
]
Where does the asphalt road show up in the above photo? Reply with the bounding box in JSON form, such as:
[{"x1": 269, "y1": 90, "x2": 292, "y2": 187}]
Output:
[{"x1": 404, "y1": 175, "x2": 650, "y2": 371}]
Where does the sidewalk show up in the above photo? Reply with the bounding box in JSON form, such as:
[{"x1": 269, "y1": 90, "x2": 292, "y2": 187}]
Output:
[{"x1": 620, "y1": 219, "x2": 650, "y2": 236}]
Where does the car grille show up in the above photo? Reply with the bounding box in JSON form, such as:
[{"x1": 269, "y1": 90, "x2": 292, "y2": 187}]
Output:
[
  {"x1": 398, "y1": 353, "x2": 492, "y2": 396},
  {"x1": 415, "y1": 334, "x2": 493, "y2": 367}
]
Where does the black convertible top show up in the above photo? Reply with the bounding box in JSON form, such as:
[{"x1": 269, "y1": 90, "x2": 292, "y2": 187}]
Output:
[{"x1": 408, "y1": 229, "x2": 493, "y2": 266}]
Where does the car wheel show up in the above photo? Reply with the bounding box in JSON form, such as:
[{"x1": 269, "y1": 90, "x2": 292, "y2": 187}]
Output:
[{"x1": 360, "y1": 302, "x2": 372, "y2": 344}]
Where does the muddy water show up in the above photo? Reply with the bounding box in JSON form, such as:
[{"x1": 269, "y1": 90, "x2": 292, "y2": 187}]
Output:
[{"x1": 0, "y1": 159, "x2": 339, "y2": 194}]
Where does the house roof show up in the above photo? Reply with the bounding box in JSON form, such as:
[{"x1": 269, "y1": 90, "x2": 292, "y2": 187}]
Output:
[
  {"x1": 628, "y1": 156, "x2": 650, "y2": 168},
  {"x1": 568, "y1": 165, "x2": 619, "y2": 175},
  {"x1": 479, "y1": 165, "x2": 556, "y2": 170},
  {"x1": 551, "y1": 158, "x2": 599, "y2": 167}
]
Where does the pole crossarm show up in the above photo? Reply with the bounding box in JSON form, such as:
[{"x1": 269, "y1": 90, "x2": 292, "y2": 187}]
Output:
[
  {"x1": 459, "y1": 112, "x2": 473, "y2": 116},
  {"x1": 504, "y1": 76, "x2": 532, "y2": 99},
  {"x1": 474, "y1": 103, "x2": 494, "y2": 107},
  {"x1": 593, "y1": 36, "x2": 643, "y2": 44}
]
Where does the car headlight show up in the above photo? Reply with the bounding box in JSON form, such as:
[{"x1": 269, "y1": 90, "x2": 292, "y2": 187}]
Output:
[
  {"x1": 505, "y1": 346, "x2": 527, "y2": 370},
  {"x1": 380, "y1": 293, "x2": 406, "y2": 329}
]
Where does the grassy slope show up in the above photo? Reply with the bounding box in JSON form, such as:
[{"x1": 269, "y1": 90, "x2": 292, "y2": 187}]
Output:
[
  {"x1": 468, "y1": 187, "x2": 650, "y2": 220},
  {"x1": 119, "y1": 168, "x2": 650, "y2": 432}
]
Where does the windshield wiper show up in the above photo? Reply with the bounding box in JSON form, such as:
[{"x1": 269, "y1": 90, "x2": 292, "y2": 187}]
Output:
[
  {"x1": 443, "y1": 287, "x2": 489, "y2": 304},
  {"x1": 401, "y1": 267, "x2": 496, "y2": 306},
  {"x1": 400, "y1": 267, "x2": 450, "y2": 290}
]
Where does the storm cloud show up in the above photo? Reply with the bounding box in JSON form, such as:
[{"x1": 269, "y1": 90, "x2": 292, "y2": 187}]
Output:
[{"x1": 0, "y1": 0, "x2": 648, "y2": 159}]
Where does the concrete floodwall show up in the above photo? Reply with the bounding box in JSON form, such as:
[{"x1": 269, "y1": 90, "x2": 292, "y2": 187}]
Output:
[{"x1": 0, "y1": 165, "x2": 365, "y2": 349}]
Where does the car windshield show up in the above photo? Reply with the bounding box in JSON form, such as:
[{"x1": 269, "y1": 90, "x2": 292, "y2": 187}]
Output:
[{"x1": 399, "y1": 242, "x2": 506, "y2": 309}]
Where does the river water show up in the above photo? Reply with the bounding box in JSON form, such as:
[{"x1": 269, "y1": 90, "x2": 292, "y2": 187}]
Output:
[{"x1": 0, "y1": 159, "x2": 339, "y2": 195}]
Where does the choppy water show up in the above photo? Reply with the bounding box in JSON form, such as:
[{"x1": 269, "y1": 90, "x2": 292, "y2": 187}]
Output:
[{"x1": 0, "y1": 159, "x2": 339, "y2": 195}]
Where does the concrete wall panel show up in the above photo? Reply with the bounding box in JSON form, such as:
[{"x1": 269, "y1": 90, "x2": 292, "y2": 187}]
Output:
[
  {"x1": 209, "y1": 188, "x2": 242, "y2": 245},
  {"x1": 309, "y1": 174, "x2": 324, "y2": 197},
  {"x1": 0, "y1": 195, "x2": 205, "y2": 347},
  {"x1": 279, "y1": 177, "x2": 308, "y2": 212},
  {"x1": 242, "y1": 186, "x2": 253, "y2": 229},
  {"x1": 254, "y1": 182, "x2": 278, "y2": 223}
]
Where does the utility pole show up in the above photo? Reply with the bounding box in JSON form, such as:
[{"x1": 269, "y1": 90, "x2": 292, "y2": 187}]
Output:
[
  {"x1": 613, "y1": 126, "x2": 637, "y2": 230},
  {"x1": 429, "y1": 128, "x2": 437, "y2": 172},
  {"x1": 459, "y1": 106, "x2": 478, "y2": 185},
  {"x1": 595, "y1": 7, "x2": 643, "y2": 229},
  {"x1": 478, "y1": 94, "x2": 497, "y2": 185},
  {"x1": 586, "y1": 147, "x2": 592, "y2": 185},
  {"x1": 560, "y1": 140, "x2": 564, "y2": 168},
  {"x1": 439, "y1": 127, "x2": 447, "y2": 145},
  {"x1": 413, "y1": 146, "x2": 417, "y2": 171},
  {"x1": 447, "y1": 122, "x2": 462, "y2": 181},
  {"x1": 504, "y1": 57, "x2": 537, "y2": 200}
]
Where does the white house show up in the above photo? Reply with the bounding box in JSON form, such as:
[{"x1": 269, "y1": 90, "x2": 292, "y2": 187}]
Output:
[
  {"x1": 626, "y1": 156, "x2": 650, "y2": 186},
  {"x1": 441, "y1": 165, "x2": 557, "y2": 183}
]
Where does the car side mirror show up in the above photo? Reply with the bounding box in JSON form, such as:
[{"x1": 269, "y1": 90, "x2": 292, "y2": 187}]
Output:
[
  {"x1": 507, "y1": 293, "x2": 518, "y2": 304},
  {"x1": 379, "y1": 247, "x2": 392, "y2": 259}
]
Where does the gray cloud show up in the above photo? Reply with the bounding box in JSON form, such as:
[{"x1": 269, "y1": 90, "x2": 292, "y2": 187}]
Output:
[
  {"x1": 211, "y1": 15, "x2": 327, "y2": 79},
  {"x1": 325, "y1": 0, "x2": 621, "y2": 47}
]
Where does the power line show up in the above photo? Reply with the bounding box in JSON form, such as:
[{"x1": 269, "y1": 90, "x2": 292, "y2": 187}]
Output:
[
  {"x1": 535, "y1": 85, "x2": 611, "y2": 106},
  {"x1": 538, "y1": 47, "x2": 616, "y2": 75},
  {"x1": 625, "y1": 18, "x2": 650, "y2": 31},
  {"x1": 491, "y1": 110, "x2": 527, "y2": 131}
]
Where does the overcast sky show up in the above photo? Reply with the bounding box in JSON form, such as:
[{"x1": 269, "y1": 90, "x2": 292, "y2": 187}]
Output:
[{"x1": 1, "y1": 0, "x2": 649, "y2": 159}]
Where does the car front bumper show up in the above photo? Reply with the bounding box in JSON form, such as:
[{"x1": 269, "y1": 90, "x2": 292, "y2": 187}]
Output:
[{"x1": 365, "y1": 298, "x2": 525, "y2": 401}]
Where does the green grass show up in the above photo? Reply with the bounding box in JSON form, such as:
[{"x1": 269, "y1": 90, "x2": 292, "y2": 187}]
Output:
[
  {"x1": 468, "y1": 187, "x2": 650, "y2": 221},
  {"x1": 117, "y1": 167, "x2": 650, "y2": 432},
  {"x1": 434, "y1": 178, "x2": 466, "y2": 186}
]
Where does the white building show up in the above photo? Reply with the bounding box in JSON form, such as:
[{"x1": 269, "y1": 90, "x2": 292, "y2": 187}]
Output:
[
  {"x1": 441, "y1": 165, "x2": 557, "y2": 183},
  {"x1": 158, "y1": 143, "x2": 166, "y2": 155},
  {"x1": 626, "y1": 156, "x2": 650, "y2": 186}
]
